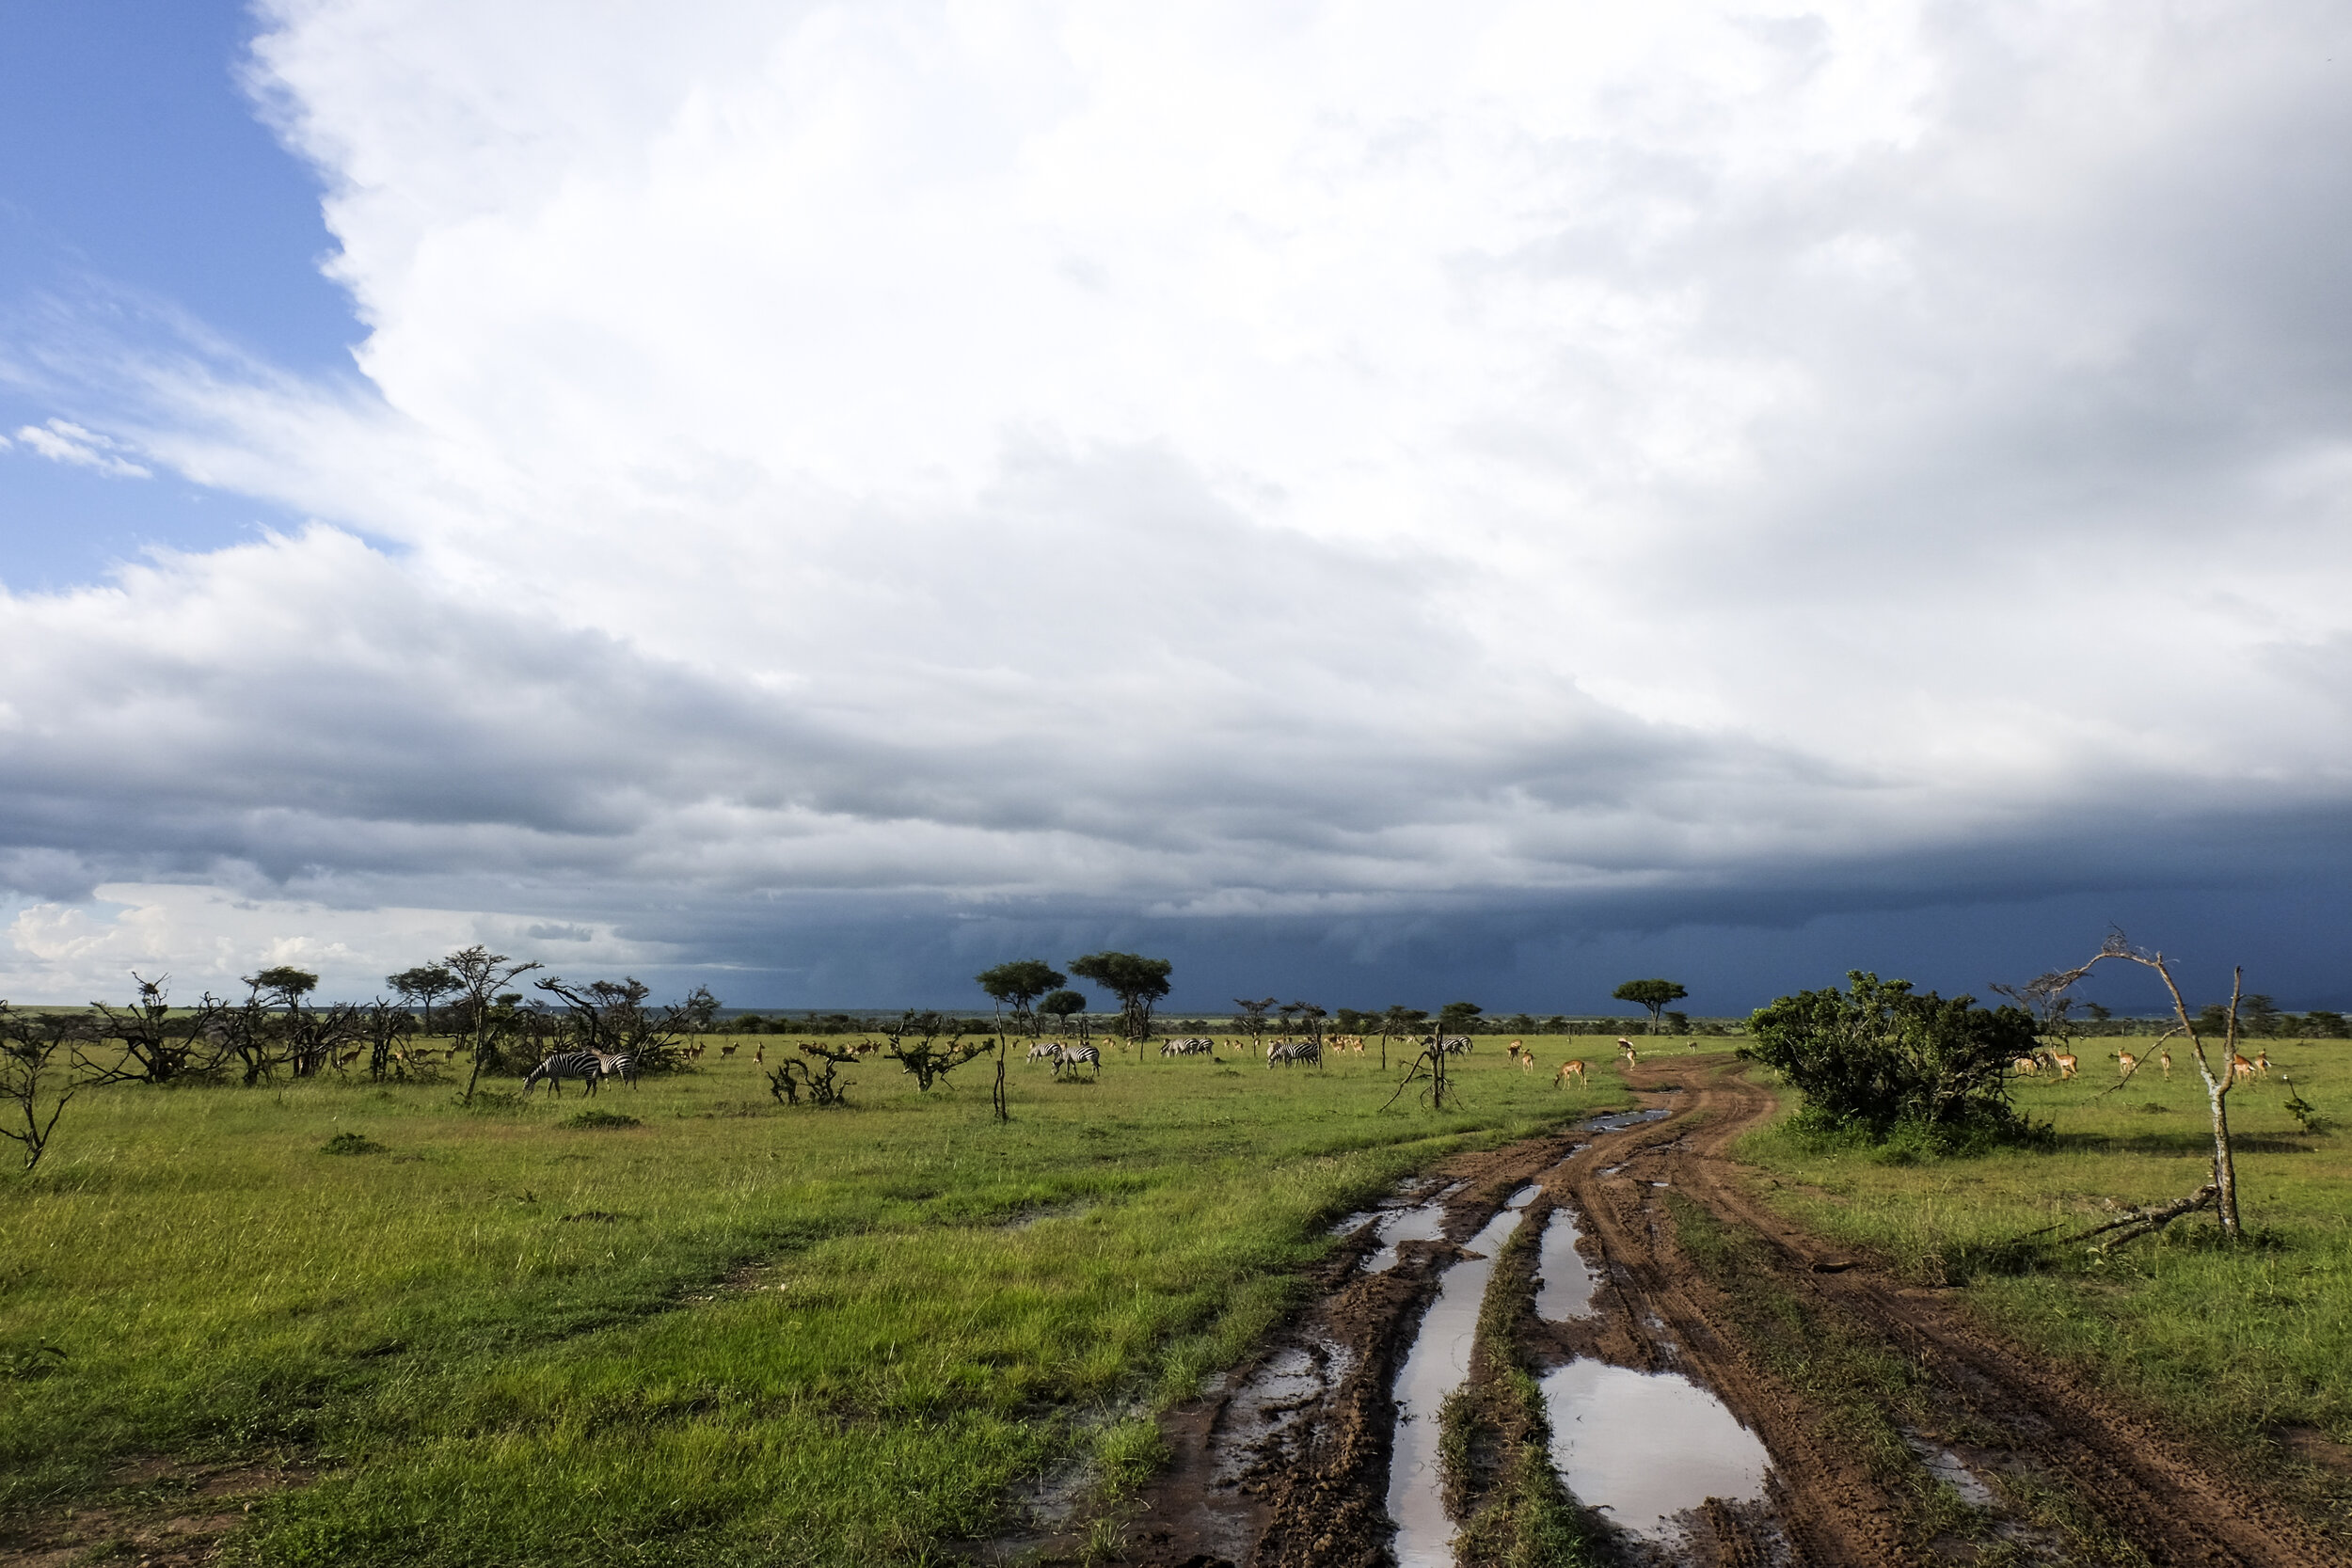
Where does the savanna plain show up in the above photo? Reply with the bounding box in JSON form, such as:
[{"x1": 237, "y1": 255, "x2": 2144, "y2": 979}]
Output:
[{"x1": 2, "y1": 1032, "x2": 2346, "y2": 1566}]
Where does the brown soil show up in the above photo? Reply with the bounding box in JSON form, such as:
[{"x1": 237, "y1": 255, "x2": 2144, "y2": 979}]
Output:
[
  {"x1": 0, "y1": 1457, "x2": 315, "y2": 1568},
  {"x1": 1110, "y1": 1060, "x2": 2351, "y2": 1568}
]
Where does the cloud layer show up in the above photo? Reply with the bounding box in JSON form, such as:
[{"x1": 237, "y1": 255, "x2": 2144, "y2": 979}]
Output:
[{"x1": 4, "y1": 0, "x2": 2351, "y2": 1003}]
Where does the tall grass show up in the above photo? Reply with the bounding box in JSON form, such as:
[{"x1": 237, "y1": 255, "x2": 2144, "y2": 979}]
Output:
[{"x1": 0, "y1": 1036, "x2": 1632, "y2": 1565}]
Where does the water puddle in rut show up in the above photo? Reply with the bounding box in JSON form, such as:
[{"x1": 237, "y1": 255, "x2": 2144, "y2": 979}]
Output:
[
  {"x1": 1387, "y1": 1205, "x2": 1526, "y2": 1567},
  {"x1": 1539, "y1": 1360, "x2": 1771, "y2": 1540},
  {"x1": 1354, "y1": 1180, "x2": 1467, "y2": 1274},
  {"x1": 1535, "y1": 1204, "x2": 1600, "y2": 1321}
]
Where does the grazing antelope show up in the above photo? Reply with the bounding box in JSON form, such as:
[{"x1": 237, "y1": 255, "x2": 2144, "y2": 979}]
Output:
[
  {"x1": 2012, "y1": 1055, "x2": 2040, "y2": 1076},
  {"x1": 2052, "y1": 1053, "x2": 2078, "y2": 1081},
  {"x1": 1618, "y1": 1038, "x2": 1640, "y2": 1068},
  {"x1": 1555, "y1": 1059, "x2": 1587, "y2": 1090},
  {"x1": 2159, "y1": 1049, "x2": 2172, "y2": 1080},
  {"x1": 2115, "y1": 1050, "x2": 2138, "y2": 1078}
]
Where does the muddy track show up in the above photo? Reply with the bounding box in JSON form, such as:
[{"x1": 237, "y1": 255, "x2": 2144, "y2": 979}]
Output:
[
  {"x1": 1110, "y1": 1060, "x2": 2348, "y2": 1568},
  {"x1": 1601, "y1": 1056, "x2": 2348, "y2": 1568}
]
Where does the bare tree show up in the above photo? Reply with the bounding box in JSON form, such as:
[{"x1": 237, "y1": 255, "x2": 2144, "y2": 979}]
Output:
[
  {"x1": 1377, "y1": 1005, "x2": 1428, "y2": 1072},
  {"x1": 0, "y1": 1004, "x2": 95, "y2": 1172},
  {"x1": 90, "y1": 974, "x2": 230, "y2": 1085},
  {"x1": 2038, "y1": 932, "x2": 2249, "y2": 1240},
  {"x1": 448, "y1": 946, "x2": 545, "y2": 1104},
  {"x1": 874, "y1": 1011, "x2": 989, "y2": 1092}
]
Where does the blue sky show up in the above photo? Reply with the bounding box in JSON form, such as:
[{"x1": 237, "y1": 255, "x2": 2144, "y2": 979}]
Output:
[
  {"x1": 2, "y1": 2, "x2": 2349, "y2": 1016},
  {"x1": 0, "y1": 0, "x2": 347, "y2": 586}
]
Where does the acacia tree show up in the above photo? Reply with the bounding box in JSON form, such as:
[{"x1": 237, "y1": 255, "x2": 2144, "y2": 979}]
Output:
[
  {"x1": 387, "y1": 964, "x2": 460, "y2": 1035},
  {"x1": 1069, "y1": 953, "x2": 1172, "y2": 1049},
  {"x1": 1612, "y1": 978, "x2": 1688, "y2": 1035},
  {"x1": 1233, "y1": 997, "x2": 1277, "y2": 1057},
  {"x1": 448, "y1": 946, "x2": 544, "y2": 1104},
  {"x1": 976, "y1": 960, "x2": 1066, "y2": 1037},
  {"x1": 0, "y1": 1004, "x2": 94, "y2": 1172},
  {"x1": 90, "y1": 973, "x2": 224, "y2": 1085},
  {"x1": 1039, "y1": 989, "x2": 1087, "y2": 1037}
]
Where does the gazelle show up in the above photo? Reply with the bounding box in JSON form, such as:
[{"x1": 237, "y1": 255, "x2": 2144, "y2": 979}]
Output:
[
  {"x1": 1506, "y1": 1040, "x2": 1535, "y2": 1073},
  {"x1": 2159, "y1": 1049, "x2": 2172, "y2": 1080},
  {"x1": 1555, "y1": 1059, "x2": 1587, "y2": 1090},
  {"x1": 2115, "y1": 1050, "x2": 2137, "y2": 1078},
  {"x1": 2011, "y1": 1055, "x2": 2040, "y2": 1076},
  {"x1": 2052, "y1": 1053, "x2": 2078, "y2": 1080},
  {"x1": 2255, "y1": 1048, "x2": 2271, "y2": 1079},
  {"x1": 2232, "y1": 1053, "x2": 2257, "y2": 1083}
]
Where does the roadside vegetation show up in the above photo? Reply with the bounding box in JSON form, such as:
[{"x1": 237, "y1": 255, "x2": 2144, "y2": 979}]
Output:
[{"x1": 1735, "y1": 1027, "x2": 2352, "y2": 1539}]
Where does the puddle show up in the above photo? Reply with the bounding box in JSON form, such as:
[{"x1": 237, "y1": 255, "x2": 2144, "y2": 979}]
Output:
[
  {"x1": 1387, "y1": 1205, "x2": 1526, "y2": 1567},
  {"x1": 1212, "y1": 1339, "x2": 1355, "y2": 1490},
  {"x1": 1583, "y1": 1106, "x2": 1672, "y2": 1133},
  {"x1": 1538, "y1": 1360, "x2": 1770, "y2": 1540},
  {"x1": 1906, "y1": 1434, "x2": 1996, "y2": 1508},
  {"x1": 1535, "y1": 1205, "x2": 1601, "y2": 1322},
  {"x1": 1360, "y1": 1181, "x2": 1467, "y2": 1274},
  {"x1": 1505, "y1": 1184, "x2": 1541, "y2": 1209}
]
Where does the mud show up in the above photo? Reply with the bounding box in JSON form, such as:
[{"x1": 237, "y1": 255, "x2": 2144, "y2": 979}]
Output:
[
  {"x1": 1111, "y1": 1060, "x2": 2350, "y2": 1568},
  {"x1": 1387, "y1": 1205, "x2": 1527, "y2": 1567},
  {"x1": 0, "y1": 1456, "x2": 315, "y2": 1568},
  {"x1": 1538, "y1": 1359, "x2": 1769, "y2": 1541}
]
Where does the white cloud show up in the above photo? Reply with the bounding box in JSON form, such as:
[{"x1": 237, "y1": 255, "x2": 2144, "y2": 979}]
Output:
[
  {"x1": 9, "y1": 419, "x2": 151, "y2": 478},
  {"x1": 4, "y1": 0, "x2": 2352, "y2": 995}
]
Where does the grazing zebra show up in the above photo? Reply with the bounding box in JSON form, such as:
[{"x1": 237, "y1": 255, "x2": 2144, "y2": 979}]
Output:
[
  {"x1": 594, "y1": 1050, "x2": 639, "y2": 1088},
  {"x1": 524, "y1": 1050, "x2": 607, "y2": 1097},
  {"x1": 1159, "y1": 1037, "x2": 1215, "y2": 1057},
  {"x1": 1052, "y1": 1043, "x2": 1101, "y2": 1079},
  {"x1": 1267, "y1": 1039, "x2": 1321, "y2": 1068},
  {"x1": 1025, "y1": 1040, "x2": 1061, "y2": 1063},
  {"x1": 1431, "y1": 1036, "x2": 1471, "y2": 1055}
]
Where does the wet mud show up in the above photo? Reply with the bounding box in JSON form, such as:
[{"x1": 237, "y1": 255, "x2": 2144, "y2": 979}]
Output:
[{"x1": 1103, "y1": 1062, "x2": 2348, "y2": 1568}]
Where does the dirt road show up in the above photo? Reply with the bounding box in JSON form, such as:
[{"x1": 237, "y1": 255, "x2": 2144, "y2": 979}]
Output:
[{"x1": 1114, "y1": 1056, "x2": 2348, "y2": 1567}]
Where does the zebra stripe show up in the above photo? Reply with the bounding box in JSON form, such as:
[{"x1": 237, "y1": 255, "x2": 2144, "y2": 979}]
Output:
[
  {"x1": 1159, "y1": 1037, "x2": 1215, "y2": 1056},
  {"x1": 1053, "y1": 1044, "x2": 1102, "y2": 1077},
  {"x1": 524, "y1": 1050, "x2": 607, "y2": 1097},
  {"x1": 1266, "y1": 1039, "x2": 1322, "y2": 1068}
]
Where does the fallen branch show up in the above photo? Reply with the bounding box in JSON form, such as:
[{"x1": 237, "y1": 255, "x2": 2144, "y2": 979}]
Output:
[{"x1": 2061, "y1": 1183, "x2": 2217, "y2": 1252}]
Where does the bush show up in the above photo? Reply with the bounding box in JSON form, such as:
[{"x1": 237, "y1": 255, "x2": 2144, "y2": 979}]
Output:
[
  {"x1": 320, "y1": 1132, "x2": 388, "y2": 1156},
  {"x1": 1742, "y1": 972, "x2": 2040, "y2": 1151}
]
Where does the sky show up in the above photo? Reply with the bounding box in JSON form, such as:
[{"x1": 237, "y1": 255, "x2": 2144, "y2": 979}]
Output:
[{"x1": 2, "y1": 0, "x2": 2349, "y2": 1017}]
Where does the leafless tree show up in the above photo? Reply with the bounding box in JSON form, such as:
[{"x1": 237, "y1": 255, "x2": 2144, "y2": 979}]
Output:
[
  {"x1": 0, "y1": 1004, "x2": 96, "y2": 1172},
  {"x1": 89, "y1": 974, "x2": 230, "y2": 1085},
  {"x1": 2039, "y1": 931, "x2": 2249, "y2": 1240},
  {"x1": 448, "y1": 946, "x2": 545, "y2": 1104}
]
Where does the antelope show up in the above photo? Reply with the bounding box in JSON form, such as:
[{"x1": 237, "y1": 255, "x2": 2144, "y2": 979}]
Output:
[
  {"x1": 2115, "y1": 1050, "x2": 2138, "y2": 1078},
  {"x1": 2255, "y1": 1048, "x2": 2271, "y2": 1079},
  {"x1": 720, "y1": 1042, "x2": 738, "y2": 1057},
  {"x1": 1619, "y1": 1039, "x2": 1639, "y2": 1068},
  {"x1": 2052, "y1": 1053, "x2": 2078, "y2": 1080},
  {"x1": 2232, "y1": 1053, "x2": 2257, "y2": 1083},
  {"x1": 1556, "y1": 1059, "x2": 1587, "y2": 1090},
  {"x1": 754, "y1": 1045, "x2": 765, "y2": 1066},
  {"x1": 2012, "y1": 1055, "x2": 2040, "y2": 1076},
  {"x1": 2159, "y1": 1049, "x2": 2171, "y2": 1080},
  {"x1": 1506, "y1": 1040, "x2": 1535, "y2": 1073}
]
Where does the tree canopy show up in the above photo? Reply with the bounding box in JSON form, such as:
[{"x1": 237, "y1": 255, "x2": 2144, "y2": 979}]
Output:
[
  {"x1": 1069, "y1": 952, "x2": 1172, "y2": 1040},
  {"x1": 1612, "y1": 977, "x2": 1688, "y2": 1033},
  {"x1": 976, "y1": 960, "x2": 1068, "y2": 1034}
]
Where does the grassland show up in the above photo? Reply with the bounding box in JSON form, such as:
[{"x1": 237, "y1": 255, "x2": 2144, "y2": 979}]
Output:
[
  {"x1": 1732, "y1": 1036, "x2": 2352, "y2": 1536},
  {"x1": 0, "y1": 1034, "x2": 1634, "y2": 1567}
]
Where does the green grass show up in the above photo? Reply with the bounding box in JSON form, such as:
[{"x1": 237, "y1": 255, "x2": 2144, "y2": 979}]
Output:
[
  {"x1": 0, "y1": 1034, "x2": 1634, "y2": 1566},
  {"x1": 1734, "y1": 1037, "x2": 2352, "y2": 1540}
]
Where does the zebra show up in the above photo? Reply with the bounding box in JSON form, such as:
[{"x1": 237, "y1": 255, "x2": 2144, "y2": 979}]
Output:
[
  {"x1": 523, "y1": 1050, "x2": 608, "y2": 1097},
  {"x1": 1267, "y1": 1039, "x2": 1321, "y2": 1068},
  {"x1": 1438, "y1": 1036, "x2": 1472, "y2": 1054},
  {"x1": 1159, "y1": 1037, "x2": 1215, "y2": 1057},
  {"x1": 594, "y1": 1050, "x2": 640, "y2": 1087},
  {"x1": 1052, "y1": 1043, "x2": 1102, "y2": 1079},
  {"x1": 1025, "y1": 1040, "x2": 1061, "y2": 1063}
]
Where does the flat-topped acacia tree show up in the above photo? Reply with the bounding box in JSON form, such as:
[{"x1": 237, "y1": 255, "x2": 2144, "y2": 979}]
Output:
[
  {"x1": 1069, "y1": 952, "x2": 1172, "y2": 1049},
  {"x1": 975, "y1": 960, "x2": 1066, "y2": 1037},
  {"x1": 1612, "y1": 978, "x2": 1688, "y2": 1035}
]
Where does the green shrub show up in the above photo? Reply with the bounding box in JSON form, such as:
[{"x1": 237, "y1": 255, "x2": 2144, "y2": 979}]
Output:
[
  {"x1": 1743, "y1": 972, "x2": 2040, "y2": 1151},
  {"x1": 320, "y1": 1132, "x2": 388, "y2": 1156}
]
